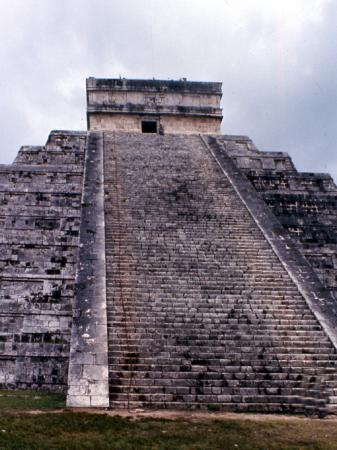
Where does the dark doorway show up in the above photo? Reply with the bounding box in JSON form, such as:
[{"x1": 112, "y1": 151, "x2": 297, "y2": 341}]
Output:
[{"x1": 142, "y1": 120, "x2": 157, "y2": 133}]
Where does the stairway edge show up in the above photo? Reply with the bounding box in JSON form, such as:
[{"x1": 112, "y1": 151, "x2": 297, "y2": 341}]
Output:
[
  {"x1": 201, "y1": 134, "x2": 337, "y2": 352},
  {"x1": 67, "y1": 131, "x2": 109, "y2": 408}
]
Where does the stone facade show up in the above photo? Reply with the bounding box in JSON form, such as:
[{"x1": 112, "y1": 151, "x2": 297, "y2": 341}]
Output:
[
  {"x1": 88, "y1": 114, "x2": 220, "y2": 134},
  {"x1": 87, "y1": 77, "x2": 222, "y2": 134},
  {"x1": 0, "y1": 131, "x2": 86, "y2": 391},
  {"x1": 1, "y1": 78, "x2": 337, "y2": 414}
]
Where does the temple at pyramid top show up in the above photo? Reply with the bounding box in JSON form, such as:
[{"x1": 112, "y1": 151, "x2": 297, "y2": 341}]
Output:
[{"x1": 86, "y1": 77, "x2": 223, "y2": 134}]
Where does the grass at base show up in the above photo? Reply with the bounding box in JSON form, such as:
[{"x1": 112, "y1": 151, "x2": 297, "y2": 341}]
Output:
[
  {"x1": 0, "y1": 412, "x2": 336, "y2": 449},
  {"x1": 0, "y1": 392, "x2": 336, "y2": 449},
  {"x1": 0, "y1": 390, "x2": 66, "y2": 410}
]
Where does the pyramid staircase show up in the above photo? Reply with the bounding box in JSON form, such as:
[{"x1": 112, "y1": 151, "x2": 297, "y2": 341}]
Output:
[{"x1": 102, "y1": 132, "x2": 337, "y2": 414}]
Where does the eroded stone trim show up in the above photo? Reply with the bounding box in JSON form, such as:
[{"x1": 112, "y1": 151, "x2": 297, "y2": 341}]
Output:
[
  {"x1": 67, "y1": 131, "x2": 109, "y2": 407},
  {"x1": 200, "y1": 134, "x2": 337, "y2": 351}
]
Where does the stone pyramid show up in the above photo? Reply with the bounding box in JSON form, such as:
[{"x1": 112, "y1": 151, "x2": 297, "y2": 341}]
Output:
[{"x1": 1, "y1": 78, "x2": 337, "y2": 415}]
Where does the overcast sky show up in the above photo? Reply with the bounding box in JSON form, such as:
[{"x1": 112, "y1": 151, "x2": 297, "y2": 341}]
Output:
[{"x1": 0, "y1": 0, "x2": 336, "y2": 179}]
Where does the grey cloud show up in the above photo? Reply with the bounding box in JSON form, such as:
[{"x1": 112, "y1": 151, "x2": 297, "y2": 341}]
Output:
[{"x1": 0, "y1": 0, "x2": 336, "y2": 182}]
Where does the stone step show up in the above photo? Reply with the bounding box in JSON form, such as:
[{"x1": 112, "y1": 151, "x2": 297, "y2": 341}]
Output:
[
  {"x1": 108, "y1": 384, "x2": 326, "y2": 398},
  {"x1": 109, "y1": 368, "x2": 337, "y2": 381},
  {"x1": 108, "y1": 400, "x2": 326, "y2": 414},
  {"x1": 107, "y1": 339, "x2": 332, "y2": 348},
  {"x1": 108, "y1": 383, "x2": 333, "y2": 394},
  {"x1": 108, "y1": 392, "x2": 325, "y2": 406},
  {"x1": 107, "y1": 312, "x2": 319, "y2": 320},
  {"x1": 108, "y1": 320, "x2": 322, "y2": 328},
  {"x1": 108, "y1": 360, "x2": 337, "y2": 372},
  {"x1": 108, "y1": 330, "x2": 329, "y2": 339},
  {"x1": 107, "y1": 326, "x2": 324, "y2": 335}
]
